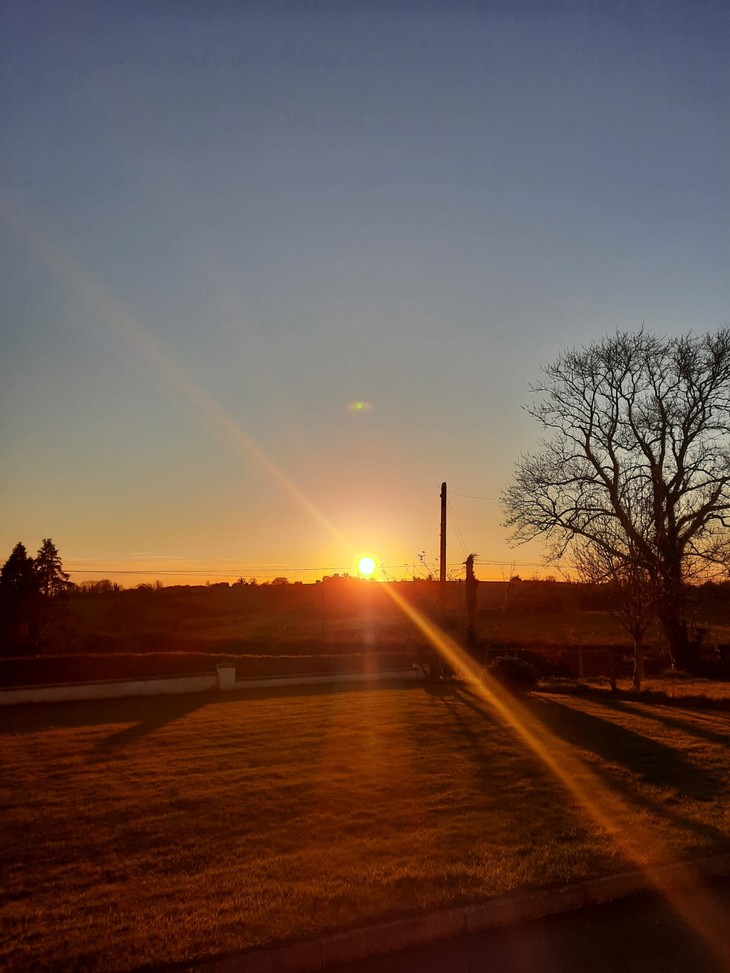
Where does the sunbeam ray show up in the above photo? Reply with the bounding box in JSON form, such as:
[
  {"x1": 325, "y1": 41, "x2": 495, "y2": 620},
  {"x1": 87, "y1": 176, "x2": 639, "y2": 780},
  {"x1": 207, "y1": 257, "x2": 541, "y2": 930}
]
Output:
[
  {"x1": 2, "y1": 197, "x2": 348, "y2": 547},
  {"x1": 384, "y1": 584, "x2": 730, "y2": 969}
]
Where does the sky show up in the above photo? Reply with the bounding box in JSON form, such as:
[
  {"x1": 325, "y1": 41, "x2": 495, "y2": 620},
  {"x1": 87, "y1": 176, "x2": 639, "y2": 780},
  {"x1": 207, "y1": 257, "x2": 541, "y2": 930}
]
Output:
[{"x1": 1, "y1": 1, "x2": 728, "y2": 586}]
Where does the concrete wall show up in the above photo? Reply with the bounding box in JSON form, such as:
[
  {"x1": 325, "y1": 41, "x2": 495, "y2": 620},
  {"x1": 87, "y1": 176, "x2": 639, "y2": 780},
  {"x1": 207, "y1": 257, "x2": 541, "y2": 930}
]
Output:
[{"x1": 0, "y1": 666, "x2": 425, "y2": 707}]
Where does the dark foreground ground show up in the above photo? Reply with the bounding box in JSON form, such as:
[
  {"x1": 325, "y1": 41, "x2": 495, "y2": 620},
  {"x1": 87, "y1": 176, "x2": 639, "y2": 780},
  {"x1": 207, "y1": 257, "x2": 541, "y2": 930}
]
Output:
[{"x1": 318, "y1": 881, "x2": 730, "y2": 973}]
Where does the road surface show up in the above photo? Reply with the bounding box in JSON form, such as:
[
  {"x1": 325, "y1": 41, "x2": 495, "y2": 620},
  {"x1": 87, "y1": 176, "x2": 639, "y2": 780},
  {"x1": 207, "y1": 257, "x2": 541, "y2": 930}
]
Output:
[{"x1": 324, "y1": 882, "x2": 730, "y2": 973}]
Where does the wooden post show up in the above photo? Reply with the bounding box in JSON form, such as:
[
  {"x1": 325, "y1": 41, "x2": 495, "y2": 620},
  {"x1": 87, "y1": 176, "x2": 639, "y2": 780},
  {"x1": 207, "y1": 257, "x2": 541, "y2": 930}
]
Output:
[{"x1": 465, "y1": 553, "x2": 478, "y2": 647}]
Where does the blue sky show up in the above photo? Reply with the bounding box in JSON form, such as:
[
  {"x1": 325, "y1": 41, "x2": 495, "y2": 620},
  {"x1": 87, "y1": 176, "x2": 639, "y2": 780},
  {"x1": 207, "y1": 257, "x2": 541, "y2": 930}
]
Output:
[{"x1": 1, "y1": 1, "x2": 728, "y2": 583}]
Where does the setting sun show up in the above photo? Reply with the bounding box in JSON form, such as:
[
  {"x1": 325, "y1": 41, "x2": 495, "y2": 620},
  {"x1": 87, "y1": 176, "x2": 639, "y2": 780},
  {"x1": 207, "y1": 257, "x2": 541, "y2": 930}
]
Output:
[{"x1": 357, "y1": 556, "x2": 376, "y2": 577}]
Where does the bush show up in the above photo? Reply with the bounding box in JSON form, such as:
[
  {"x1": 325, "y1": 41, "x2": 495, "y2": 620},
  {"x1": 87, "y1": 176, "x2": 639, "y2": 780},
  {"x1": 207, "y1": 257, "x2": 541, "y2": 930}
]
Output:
[{"x1": 484, "y1": 656, "x2": 540, "y2": 694}]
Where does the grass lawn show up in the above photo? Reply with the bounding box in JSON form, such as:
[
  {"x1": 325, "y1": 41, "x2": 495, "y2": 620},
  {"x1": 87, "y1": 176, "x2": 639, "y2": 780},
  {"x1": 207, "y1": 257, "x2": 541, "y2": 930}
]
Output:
[{"x1": 1, "y1": 679, "x2": 729, "y2": 972}]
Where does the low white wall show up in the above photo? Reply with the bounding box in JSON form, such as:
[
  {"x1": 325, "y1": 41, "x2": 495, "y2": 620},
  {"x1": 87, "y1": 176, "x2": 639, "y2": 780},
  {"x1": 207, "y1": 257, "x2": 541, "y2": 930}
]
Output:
[
  {"x1": 0, "y1": 667, "x2": 425, "y2": 707},
  {"x1": 0, "y1": 673, "x2": 217, "y2": 707}
]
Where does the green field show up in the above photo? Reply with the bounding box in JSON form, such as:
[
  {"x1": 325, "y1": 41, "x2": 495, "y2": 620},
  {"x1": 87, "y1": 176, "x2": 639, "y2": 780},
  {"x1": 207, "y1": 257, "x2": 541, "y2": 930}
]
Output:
[{"x1": 2, "y1": 677, "x2": 729, "y2": 972}]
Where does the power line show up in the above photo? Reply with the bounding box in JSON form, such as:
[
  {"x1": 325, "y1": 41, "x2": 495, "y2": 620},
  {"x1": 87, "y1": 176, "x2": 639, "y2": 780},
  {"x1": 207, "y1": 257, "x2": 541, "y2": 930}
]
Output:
[
  {"x1": 67, "y1": 565, "x2": 351, "y2": 577},
  {"x1": 447, "y1": 499, "x2": 469, "y2": 559},
  {"x1": 449, "y1": 491, "x2": 500, "y2": 502}
]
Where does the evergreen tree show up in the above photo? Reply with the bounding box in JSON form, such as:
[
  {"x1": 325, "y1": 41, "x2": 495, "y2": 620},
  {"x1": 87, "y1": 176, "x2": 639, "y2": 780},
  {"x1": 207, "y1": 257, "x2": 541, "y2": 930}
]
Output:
[
  {"x1": 0, "y1": 542, "x2": 37, "y2": 598},
  {"x1": 0, "y1": 542, "x2": 40, "y2": 639},
  {"x1": 34, "y1": 538, "x2": 70, "y2": 597}
]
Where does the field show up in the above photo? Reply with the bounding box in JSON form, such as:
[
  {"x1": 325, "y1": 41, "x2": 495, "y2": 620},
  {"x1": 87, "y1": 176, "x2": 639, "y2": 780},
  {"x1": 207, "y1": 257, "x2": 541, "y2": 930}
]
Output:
[
  {"x1": 7, "y1": 577, "x2": 730, "y2": 687},
  {"x1": 2, "y1": 677, "x2": 729, "y2": 972}
]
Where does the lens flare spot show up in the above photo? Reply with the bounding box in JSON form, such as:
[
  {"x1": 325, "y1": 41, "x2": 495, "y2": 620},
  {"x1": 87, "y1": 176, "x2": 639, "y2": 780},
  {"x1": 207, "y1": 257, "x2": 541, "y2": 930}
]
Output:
[{"x1": 347, "y1": 400, "x2": 372, "y2": 413}]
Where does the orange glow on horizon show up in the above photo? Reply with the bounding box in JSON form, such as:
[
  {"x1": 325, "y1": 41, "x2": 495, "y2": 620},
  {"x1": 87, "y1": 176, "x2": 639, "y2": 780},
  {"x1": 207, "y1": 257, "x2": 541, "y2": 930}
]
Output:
[{"x1": 64, "y1": 560, "x2": 572, "y2": 588}]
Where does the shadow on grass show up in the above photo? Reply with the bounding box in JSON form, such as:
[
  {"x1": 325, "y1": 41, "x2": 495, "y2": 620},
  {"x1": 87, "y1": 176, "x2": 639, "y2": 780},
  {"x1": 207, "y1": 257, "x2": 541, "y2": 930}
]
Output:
[
  {"x1": 0, "y1": 677, "x2": 427, "y2": 735},
  {"x1": 436, "y1": 683, "x2": 720, "y2": 800},
  {"x1": 540, "y1": 682, "x2": 730, "y2": 713},
  {"x1": 530, "y1": 695, "x2": 729, "y2": 850},
  {"x1": 415, "y1": 681, "x2": 550, "y2": 800},
  {"x1": 447, "y1": 684, "x2": 729, "y2": 852},
  {"x1": 0, "y1": 691, "x2": 214, "y2": 736},
  {"x1": 585, "y1": 695, "x2": 730, "y2": 748},
  {"x1": 94, "y1": 694, "x2": 205, "y2": 751},
  {"x1": 423, "y1": 680, "x2": 502, "y2": 756},
  {"x1": 530, "y1": 695, "x2": 723, "y2": 802}
]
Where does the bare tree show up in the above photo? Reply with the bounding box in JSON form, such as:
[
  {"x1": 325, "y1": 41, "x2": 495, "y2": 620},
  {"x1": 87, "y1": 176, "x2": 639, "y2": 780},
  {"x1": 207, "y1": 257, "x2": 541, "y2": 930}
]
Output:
[{"x1": 502, "y1": 328, "x2": 730, "y2": 671}]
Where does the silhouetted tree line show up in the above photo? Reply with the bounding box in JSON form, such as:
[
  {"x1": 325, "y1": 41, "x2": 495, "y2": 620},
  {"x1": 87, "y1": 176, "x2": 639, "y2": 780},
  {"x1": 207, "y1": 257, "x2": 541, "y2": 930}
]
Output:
[{"x1": 0, "y1": 539, "x2": 71, "y2": 645}]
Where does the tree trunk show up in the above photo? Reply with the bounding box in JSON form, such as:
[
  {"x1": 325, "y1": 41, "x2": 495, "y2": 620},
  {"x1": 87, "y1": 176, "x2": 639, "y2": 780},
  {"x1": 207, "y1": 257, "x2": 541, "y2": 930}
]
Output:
[
  {"x1": 663, "y1": 614, "x2": 692, "y2": 669},
  {"x1": 654, "y1": 569, "x2": 696, "y2": 671},
  {"x1": 632, "y1": 637, "x2": 644, "y2": 691},
  {"x1": 608, "y1": 649, "x2": 617, "y2": 693}
]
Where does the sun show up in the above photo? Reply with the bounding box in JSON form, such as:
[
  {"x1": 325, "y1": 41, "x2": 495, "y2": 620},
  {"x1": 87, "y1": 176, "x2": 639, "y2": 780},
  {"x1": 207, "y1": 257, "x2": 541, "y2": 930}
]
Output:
[{"x1": 357, "y1": 556, "x2": 376, "y2": 577}]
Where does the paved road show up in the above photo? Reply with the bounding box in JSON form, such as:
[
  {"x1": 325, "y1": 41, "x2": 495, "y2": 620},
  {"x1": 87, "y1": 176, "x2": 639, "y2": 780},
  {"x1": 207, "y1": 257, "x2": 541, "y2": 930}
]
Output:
[{"x1": 324, "y1": 882, "x2": 730, "y2": 973}]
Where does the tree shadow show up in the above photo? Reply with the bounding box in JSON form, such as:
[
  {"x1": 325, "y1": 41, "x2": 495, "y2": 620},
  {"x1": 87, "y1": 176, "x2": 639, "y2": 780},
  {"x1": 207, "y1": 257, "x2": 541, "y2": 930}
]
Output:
[
  {"x1": 444, "y1": 685, "x2": 728, "y2": 850},
  {"x1": 423, "y1": 681, "x2": 502, "y2": 753},
  {"x1": 530, "y1": 695, "x2": 722, "y2": 802},
  {"x1": 0, "y1": 690, "x2": 217, "y2": 737},
  {"x1": 412, "y1": 681, "x2": 543, "y2": 792},
  {"x1": 585, "y1": 694, "x2": 730, "y2": 748},
  {"x1": 0, "y1": 678, "x2": 427, "y2": 737},
  {"x1": 93, "y1": 694, "x2": 204, "y2": 752},
  {"x1": 93, "y1": 682, "x2": 427, "y2": 755}
]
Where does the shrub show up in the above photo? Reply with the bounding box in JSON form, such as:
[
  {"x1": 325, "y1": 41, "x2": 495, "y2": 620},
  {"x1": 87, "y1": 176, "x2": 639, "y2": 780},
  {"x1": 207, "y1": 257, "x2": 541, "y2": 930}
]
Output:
[{"x1": 485, "y1": 656, "x2": 540, "y2": 694}]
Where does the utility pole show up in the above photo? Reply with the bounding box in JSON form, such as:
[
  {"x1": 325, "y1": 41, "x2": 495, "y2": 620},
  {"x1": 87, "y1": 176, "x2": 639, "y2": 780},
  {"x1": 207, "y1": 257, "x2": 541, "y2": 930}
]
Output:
[{"x1": 440, "y1": 481, "x2": 447, "y2": 608}]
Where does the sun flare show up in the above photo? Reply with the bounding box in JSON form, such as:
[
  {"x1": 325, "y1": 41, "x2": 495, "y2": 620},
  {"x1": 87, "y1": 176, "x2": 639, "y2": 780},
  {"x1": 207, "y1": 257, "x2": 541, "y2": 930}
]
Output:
[{"x1": 357, "y1": 556, "x2": 376, "y2": 577}]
